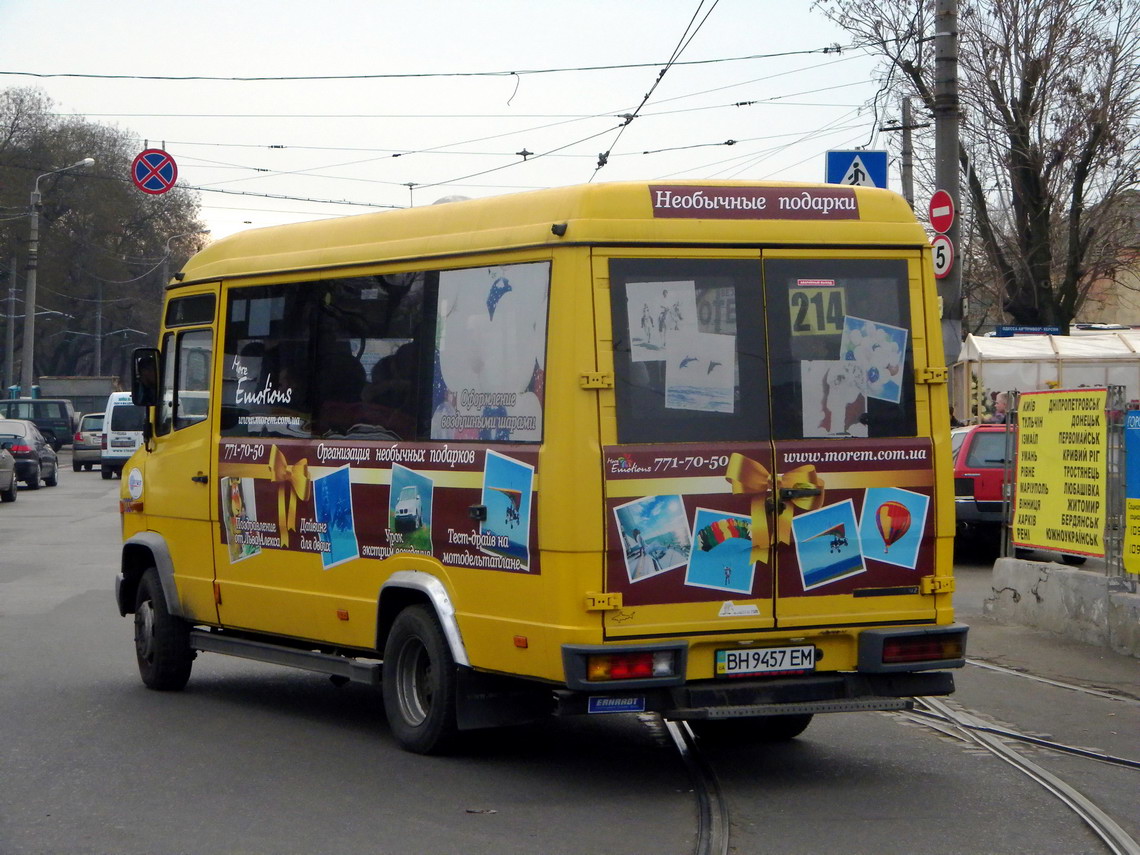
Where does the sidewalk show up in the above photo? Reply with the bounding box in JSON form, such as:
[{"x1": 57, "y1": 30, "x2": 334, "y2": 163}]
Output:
[{"x1": 954, "y1": 560, "x2": 1140, "y2": 701}]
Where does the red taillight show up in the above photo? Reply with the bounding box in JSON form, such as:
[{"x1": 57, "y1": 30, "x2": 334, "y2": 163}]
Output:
[
  {"x1": 882, "y1": 636, "x2": 963, "y2": 664},
  {"x1": 74, "y1": 432, "x2": 83, "y2": 443},
  {"x1": 101, "y1": 434, "x2": 108, "y2": 450},
  {"x1": 586, "y1": 650, "x2": 676, "y2": 681},
  {"x1": 8, "y1": 444, "x2": 32, "y2": 454}
]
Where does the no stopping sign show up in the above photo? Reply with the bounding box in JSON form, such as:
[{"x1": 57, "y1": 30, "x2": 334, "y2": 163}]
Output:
[{"x1": 131, "y1": 149, "x2": 178, "y2": 195}]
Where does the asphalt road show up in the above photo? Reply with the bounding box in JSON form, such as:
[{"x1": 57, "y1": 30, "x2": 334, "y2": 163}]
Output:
[{"x1": 1, "y1": 455, "x2": 1136, "y2": 855}]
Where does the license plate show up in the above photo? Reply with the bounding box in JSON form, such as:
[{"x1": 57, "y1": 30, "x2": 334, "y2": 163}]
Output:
[
  {"x1": 716, "y1": 645, "x2": 815, "y2": 677},
  {"x1": 111, "y1": 439, "x2": 135, "y2": 448}
]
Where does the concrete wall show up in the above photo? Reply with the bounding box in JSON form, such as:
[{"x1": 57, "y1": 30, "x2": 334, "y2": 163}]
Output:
[{"x1": 986, "y1": 558, "x2": 1140, "y2": 658}]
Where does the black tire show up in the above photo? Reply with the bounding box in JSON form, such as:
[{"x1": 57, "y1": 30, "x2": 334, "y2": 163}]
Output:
[
  {"x1": 101, "y1": 466, "x2": 113, "y2": 480},
  {"x1": 0, "y1": 474, "x2": 16, "y2": 502},
  {"x1": 133, "y1": 568, "x2": 194, "y2": 690},
  {"x1": 690, "y1": 713, "x2": 813, "y2": 743},
  {"x1": 1060, "y1": 554, "x2": 1087, "y2": 566},
  {"x1": 73, "y1": 461, "x2": 82, "y2": 472},
  {"x1": 25, "y1": 464, "x2": 41, "y2": 489},
  {"x1": 382, "y1": 605, "x2": 458, "y2": 754},
  {"x1": 43, "y1": 465, "x2": 57, "y2": 487}
]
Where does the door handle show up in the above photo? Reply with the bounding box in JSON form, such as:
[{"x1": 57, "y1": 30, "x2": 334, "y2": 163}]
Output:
[
  {"x1": 191, "y1": 473, "x2": 209, "y2": 484},
  {"x1": 779, "y1": 486, "x2": 822, "y2": 501}
]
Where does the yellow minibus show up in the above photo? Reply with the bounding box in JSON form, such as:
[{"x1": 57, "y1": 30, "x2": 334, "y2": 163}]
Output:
[{"x1": 117, "y1": 181, "x2": 966, "y2": 753}]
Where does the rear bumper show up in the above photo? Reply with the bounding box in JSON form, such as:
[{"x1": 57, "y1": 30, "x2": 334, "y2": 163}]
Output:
[
  {"x1": 955, "y1": 496, "x2": 1003, "y2": 526},
  {"x1": 13, "y1": 460, "x2": 37, "y2": 480},
  {"x1": 553, "y1": 669, "x2": 955, "y2": 719},
  {"x1": 555, "y1": 624, "x2": 967, "y2": 719}
]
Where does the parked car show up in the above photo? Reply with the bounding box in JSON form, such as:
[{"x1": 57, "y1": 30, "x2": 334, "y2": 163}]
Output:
[
  {"x1": 951, "y1": 423, "x2": 1010, "y2": 541},
  {"x1": 72, "y1": 411, "x2": 104, "y2": 472},
  {"x1": 0, "y1": 445, "x2": 17, "y2": 502},
  {"x1": 0, "y1": 398, "x2": 77, "y2": 450},
  {"x1": 0, "y1": 418, "x2": 59, "y2": 489}
]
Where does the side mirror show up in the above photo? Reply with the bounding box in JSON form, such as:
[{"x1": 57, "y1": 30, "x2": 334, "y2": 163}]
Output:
[{"x1": 132, "y1": 347, "x2": 160, "y2": 407}]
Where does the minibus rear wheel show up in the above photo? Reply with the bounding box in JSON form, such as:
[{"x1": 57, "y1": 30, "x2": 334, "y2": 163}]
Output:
[
  {"x1": 134, "y1": 568, "x2": 193, "y2": 691},
  {"x1": 689, "y1": 713, "x2": 813, "y2": 743},
  {"x1": 382, "y1": 605, "x2": 458, "y2": 754}
]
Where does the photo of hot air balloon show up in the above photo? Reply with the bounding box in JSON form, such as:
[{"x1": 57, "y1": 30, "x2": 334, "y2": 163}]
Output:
[
  {"x1": 790, "y1": 499, "x2": 865, "y2": 590},
  {"x1": 857, "y1": 487, "x2": 929, "y2": 570}
]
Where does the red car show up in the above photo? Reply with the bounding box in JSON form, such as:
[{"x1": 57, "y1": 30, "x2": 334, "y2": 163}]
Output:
[{"x1": 951, "y1": 423, "x2": 1011, "y2": 540}]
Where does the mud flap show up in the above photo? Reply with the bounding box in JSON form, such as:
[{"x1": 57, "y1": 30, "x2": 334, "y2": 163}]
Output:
[{"x1": 454, "y1": 666, "x2": 554, "y2": 731}]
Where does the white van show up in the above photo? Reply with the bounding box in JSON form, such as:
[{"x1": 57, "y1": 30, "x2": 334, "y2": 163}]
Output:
[{"x1": 101, "y1": 392, "x2": 145, "y2": 480}]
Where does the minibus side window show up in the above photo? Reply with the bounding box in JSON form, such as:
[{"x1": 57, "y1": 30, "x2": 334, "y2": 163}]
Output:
[
  {"x1": 156, "y1": 328, "x2": 213, "y2": 434},
  {"x1": 313, "y1": 272, "x2": 432, "y2": 441},
  {"x1": 156, "y1": 331, "x2": 176, "y2": 436},
  {"x1": 429, "y1": 262, "x2": 550, "y2": 443},
  {"x1": 609, "y1": 258, "x2": 769, "y2": 443},
  {"x1": 763, "y1": 258, "x2": 917, "y2": 439},
  {"x1": 174, "y1": 329, "x2": 213, "y2": 429},
  {"x1": 222, "y1": 283, "x2": 319, "y2": 439}
]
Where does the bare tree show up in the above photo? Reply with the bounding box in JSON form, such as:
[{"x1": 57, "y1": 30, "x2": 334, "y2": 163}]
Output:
[
  {"x1": 0, "y1": 87, "x2": 207, "y2": 382},
  {"x1": 814, "y1": 0, "x2": 1140, "y2": 331}
]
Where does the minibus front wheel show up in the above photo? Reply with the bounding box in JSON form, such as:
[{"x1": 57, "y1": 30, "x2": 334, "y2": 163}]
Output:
[
  {"x1": 133, "y1": 568, "x2": 193, "y2": 691},
  {"x1": 382, "y1": 605, "x2": 458, "y2": 754}
]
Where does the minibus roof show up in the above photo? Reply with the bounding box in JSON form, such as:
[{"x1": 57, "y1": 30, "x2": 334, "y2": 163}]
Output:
[{"x1": 174, "y1": 181, "x2": 928, "y2": 287}]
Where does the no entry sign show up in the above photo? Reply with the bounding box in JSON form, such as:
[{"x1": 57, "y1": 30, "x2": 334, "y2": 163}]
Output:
[
  {"x1": 928, "y1": 189, "x2": 954, "y2": 234},
  {"x1": 131, "y1": 148, "x2": 178, "y2": 195}
]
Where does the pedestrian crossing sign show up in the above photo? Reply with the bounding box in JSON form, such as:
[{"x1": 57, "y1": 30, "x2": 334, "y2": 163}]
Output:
[{"x1": 825, "y1": 150, "x2": 889, "y2": 189}]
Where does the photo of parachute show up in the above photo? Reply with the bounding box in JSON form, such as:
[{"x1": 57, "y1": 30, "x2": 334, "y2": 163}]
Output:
[{"x1": 697, "y1": 516, "x2": 752, "y2": 552}]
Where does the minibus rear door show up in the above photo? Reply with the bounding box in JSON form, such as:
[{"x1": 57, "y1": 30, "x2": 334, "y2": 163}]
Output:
[{"x1": 761, "y1": 254, "x2": 939, "y2": 628}]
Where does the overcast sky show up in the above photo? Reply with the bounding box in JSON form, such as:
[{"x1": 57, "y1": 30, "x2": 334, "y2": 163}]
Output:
[{"x1": 0, "y1": 0, "x2": 894, "y2": 239}]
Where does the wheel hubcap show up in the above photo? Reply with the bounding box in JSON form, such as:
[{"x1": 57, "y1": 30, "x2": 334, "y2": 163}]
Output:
[
  {"x1": 395, "y1": 637, "x2": 433, "y2": 726},
  {"x1": 135, "y1": 600, "x2": 156, "y2": 663}
]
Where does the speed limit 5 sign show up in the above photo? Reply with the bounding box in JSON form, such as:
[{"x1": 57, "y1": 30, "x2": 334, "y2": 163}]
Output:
[{"x1": 931, "y1": 234, "x2": 954, "y2": 279}]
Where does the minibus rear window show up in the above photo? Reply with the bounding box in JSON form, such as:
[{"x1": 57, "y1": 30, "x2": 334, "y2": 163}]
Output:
[
  {"x1": 764, "y1": 258, "x2": 917, "y2": 440},
  {"x1": 609, "y1": 258, "x2": 770, "y2": 443}
]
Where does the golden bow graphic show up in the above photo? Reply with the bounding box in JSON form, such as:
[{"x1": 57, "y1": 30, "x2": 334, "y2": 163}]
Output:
[
  {"x1": 267, "y1": 445, "x2": 310, "y2": 542},
  {"x1": 724, "y1": 453, "x2": 824, "y2": 564}
]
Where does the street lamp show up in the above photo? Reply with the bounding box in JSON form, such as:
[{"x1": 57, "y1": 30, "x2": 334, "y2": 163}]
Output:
[
  {"x1": 161, "y1": 230, "x2": 210, "y2": 285},
  {"x1": 20, "y1": 157, "x2": 94, "y2": 395}
]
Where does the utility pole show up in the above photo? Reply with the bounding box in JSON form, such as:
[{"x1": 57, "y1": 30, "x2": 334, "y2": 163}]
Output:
[
  {"x1": 880, "y1": 98, "x2": 929, "y2": 211},
  {"x1": 901, "y1": 99, "x2": 915, "y2": 210},
  {"x1": 94, "y1": 278, "x2": 103, "y2": 375},
  {"x1": 934, "y1": 0, "x2": 962, "y2": 374},
  {"x1": 4, "y1": 250, "x2": 15, "y2": 392}
]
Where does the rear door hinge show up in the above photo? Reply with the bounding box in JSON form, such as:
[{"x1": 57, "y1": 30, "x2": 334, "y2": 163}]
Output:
[
  {"x1": 585, "y1": 592, "x2": 623, "y2": 611},
  {"x1": 580, "y1": 372, "x2": 613, "y2": 389},
  {"x1": 917, "y1": 366, "x2": 948, "y2": 384},
  {"x1": 921, "y1": 575, "x2": 954, "y2": 595}
]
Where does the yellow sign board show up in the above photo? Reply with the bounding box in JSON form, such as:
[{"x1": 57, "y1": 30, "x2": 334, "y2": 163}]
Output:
[
  {"x1": 1012, "y1": 389, "x2": 1107, "y2": 557},
  {"x1": 788, "y1": 284, "x2": 846, "y2": 336}
]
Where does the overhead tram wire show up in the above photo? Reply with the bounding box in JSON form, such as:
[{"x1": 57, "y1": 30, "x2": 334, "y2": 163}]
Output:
[
  {"x1": 0, "y1": 43, "x2": 853, "y2": 83},
  {"x1": 116, "y1": 75, "x2": 876, "y2": 165},
  {"x1": 590, "y1": 0, "x2": 722, "y2": 182}
]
